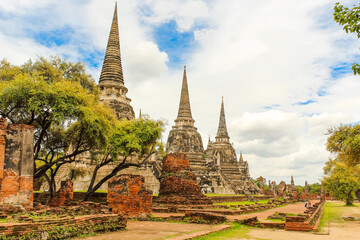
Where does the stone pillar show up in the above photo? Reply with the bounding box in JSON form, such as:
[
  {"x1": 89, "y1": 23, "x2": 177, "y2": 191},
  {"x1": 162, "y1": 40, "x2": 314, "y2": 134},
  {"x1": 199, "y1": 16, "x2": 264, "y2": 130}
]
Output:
[
  {"x1": 0, "y1": 119, "x2": 6, "y2": 183},
  {"x1": 271, "y1": 181, "x2": 277, "y2": 196},
  {"x1": 259, "y1": 176, "x2": 264, "y2": 193},
  {"x1": 321, "y1": 183, "x2": 325, "y2": 202},
  {"x1": 305, "y1": 181, "x2": 308, "y2": 194},
  {"x1": 0, "y1": 119, "x2": 34, "y2": 208},
  {"x1": 107, "y1": 174, "x2": 152, "y2": 218}
]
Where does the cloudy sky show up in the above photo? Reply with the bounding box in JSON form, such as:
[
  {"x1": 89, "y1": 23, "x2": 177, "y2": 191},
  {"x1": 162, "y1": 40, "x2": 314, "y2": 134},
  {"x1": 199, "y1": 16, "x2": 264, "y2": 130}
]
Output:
[{"x1": 1, "y1": 0, "x2": 359, "y2": 185}]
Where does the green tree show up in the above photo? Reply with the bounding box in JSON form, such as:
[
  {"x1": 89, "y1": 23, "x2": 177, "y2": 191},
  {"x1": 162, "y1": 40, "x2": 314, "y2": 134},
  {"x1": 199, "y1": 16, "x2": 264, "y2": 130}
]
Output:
[
  {"x1": 307, "y1": 183, "x2": 321, "y2": 194},
  {"x1": 334, "y1": 2, "x2": 360, "y2": 74},
  {"x1": 327, "y1": 124, "x2": 360, "y2": 166},
  {"x1": 323, "y1": 161, "x2": 360, "y2": 205},
  {"x1": 325, "y1": 124, "x2": 360, "y2": 205},
  {"x1": 0, "y1": 57, "x2": 116, "y2": 196},
  {"x1": 84, "y1": 116, "x2": 164, "y2": 201}
]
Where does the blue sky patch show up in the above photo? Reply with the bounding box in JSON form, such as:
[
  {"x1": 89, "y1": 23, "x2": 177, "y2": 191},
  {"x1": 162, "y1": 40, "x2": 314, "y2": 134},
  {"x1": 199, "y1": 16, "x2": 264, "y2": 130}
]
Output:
[
  {"x1": 293, "y1": 100, "x2": 317, "y2": 106},
  {"x1": 317, "y1": 88, "x2": 328, "y2": 97},
  {"x1": 153, "y1": 20, "x2": 196, "y2": 67},
  {"x1": 264, "y1": 104, "x2": 280, "y2": 110},
  {"x1": 330, "y1": 62, "x2": 353, "y2": 79},
  {"x1": 79, "y1": 49, "x2": 104, "y2": 69},
  {"x1": 33, "y1": 25, "x2": 74, "y2": 47}
]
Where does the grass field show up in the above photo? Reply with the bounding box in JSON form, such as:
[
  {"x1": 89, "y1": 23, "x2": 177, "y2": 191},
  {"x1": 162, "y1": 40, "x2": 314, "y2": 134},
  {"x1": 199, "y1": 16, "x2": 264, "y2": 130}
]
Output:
[
  {"x1": 318, "y1": 201, "x2": 360, "y2": 232},
  {"x1": 192, "y1": 223, "x2": 254, "y2": 240}
]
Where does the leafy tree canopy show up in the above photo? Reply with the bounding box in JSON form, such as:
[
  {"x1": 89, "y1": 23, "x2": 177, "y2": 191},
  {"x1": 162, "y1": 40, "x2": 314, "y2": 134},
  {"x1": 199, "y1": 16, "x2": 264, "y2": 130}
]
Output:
[
  {"x1": 325, "y1": 123, "x2": 360, "y2": 205},
  {"x1": 84, "y1": 116, "x2": 165, "y2": 200},
  {"x1": 334, "y1": 2, "x2": 360, "y2": 74},
  {"x1": 327, "y1": 124, "x2": 360, "y2": 167},
  {"x1": 0, "y1": 57, "x2": 117, "y2": 195},
  {"x1": 323, "y1": 161, "x2": 360, "y2": 205}
]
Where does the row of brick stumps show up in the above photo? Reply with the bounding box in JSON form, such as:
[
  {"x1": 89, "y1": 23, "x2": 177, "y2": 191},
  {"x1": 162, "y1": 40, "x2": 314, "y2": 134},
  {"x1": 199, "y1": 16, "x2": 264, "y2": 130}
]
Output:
[
  {"x1": 0, "y1": 118, "x2": 34, "y2": 208},
  {"x1": 155, "y1": 153, "x2": 212, "y2": 205},
  {"x1": 285, "y1": 201, "x2": 324, "y2": 231},
  {"x1": 107, "y1": 174, "x2": 153, "y2": 218}
]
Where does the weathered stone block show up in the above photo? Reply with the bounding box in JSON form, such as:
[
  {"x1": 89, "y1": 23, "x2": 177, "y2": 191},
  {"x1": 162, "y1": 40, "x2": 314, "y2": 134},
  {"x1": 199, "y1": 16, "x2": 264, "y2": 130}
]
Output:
[
  {"x1": 107, "y1": 174, "x2": 152, "y2": 218},
  {"x1": 156, "y1": 153, "x2": 212, "y2": 205}
]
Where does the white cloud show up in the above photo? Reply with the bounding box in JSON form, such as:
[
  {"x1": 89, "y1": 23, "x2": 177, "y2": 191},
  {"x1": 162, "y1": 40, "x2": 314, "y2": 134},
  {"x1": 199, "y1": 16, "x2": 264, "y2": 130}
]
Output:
[{"x1": 0, "y1": 0, "x2": 359, "y2": 185}]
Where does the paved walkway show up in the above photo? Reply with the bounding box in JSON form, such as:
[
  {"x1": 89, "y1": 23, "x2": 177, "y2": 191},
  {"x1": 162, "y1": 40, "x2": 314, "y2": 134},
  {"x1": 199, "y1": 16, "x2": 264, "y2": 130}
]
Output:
[{"x1": 228, "y1": 200, "x2": 318, "y2": 221}]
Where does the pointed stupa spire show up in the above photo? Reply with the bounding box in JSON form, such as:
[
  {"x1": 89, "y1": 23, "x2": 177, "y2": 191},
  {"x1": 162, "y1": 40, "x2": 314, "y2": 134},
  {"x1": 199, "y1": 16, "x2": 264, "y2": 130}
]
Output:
[
  {"x1": 239, "y1": 151, "x2": 244, "y2": 162},
  {"x1": 139, "y1": 109, "x2": 142, "y2": 119},
  {"x1": 216, "y1": 97, "x2": 229, "y2": 141},
  {"x1": 99, "y1": 2, "x2": 124, "y2": 84},
  {"x1": 177, "y1": 66, "x2": 193, "y2": 119},
  {"x1": 291, "y1": 175, "x2": 294, "y2": 185}
]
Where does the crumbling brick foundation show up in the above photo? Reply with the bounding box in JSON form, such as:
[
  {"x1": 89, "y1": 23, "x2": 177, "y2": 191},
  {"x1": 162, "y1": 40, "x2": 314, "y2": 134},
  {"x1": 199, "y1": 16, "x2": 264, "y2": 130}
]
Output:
[
  {"x1": 49, "y1": 180, "x2": 74, "y2": 207},
  {"x1": 0, "y1": 118, "x2": 34, "y2": 208},
  {"x1": 155, "y1": 153, "x2": 212, "y2": 205},
  {"x1": 107, "y1": 174, "x2": 152, "y2": 218}
]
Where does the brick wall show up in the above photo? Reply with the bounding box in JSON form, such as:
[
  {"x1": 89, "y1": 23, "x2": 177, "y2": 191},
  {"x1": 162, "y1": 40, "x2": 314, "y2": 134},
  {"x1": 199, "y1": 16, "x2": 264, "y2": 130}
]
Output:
[
  {"x1": 285, "y1": 202, "x2": 324, "y2": 231},
  {"x1": 0, "y1": 118, "x2": 34, "y2": 208},
  {"x1": 156, "y1": 153, "x2": 212, "y2": 205},
  {"x1": 107, "y1": 174, "x2": 152, "y2": 218}
]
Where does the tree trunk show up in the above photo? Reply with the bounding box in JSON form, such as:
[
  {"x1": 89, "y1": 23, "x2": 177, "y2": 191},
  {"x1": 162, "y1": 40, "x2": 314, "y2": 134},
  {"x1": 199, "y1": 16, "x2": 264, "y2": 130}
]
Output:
[
  {"x1": 84, "y1": 165, "x2": 101, "y2": 201},
  {"x1": 346, "y1": 191, "x2": 353, "y2": 205},
  {"x1": 83, "y1": 162, "x2": 139, "y2": 201}
]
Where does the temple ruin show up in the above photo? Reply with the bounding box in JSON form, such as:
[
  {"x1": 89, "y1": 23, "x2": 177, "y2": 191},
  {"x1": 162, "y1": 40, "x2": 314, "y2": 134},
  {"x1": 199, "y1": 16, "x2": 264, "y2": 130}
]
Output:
[
  {"x1": 68, "y1": 3, "x2": 261, "y2": 196},
  {"x1": 0, "y1": 118, "x2": 34, "y2": 208}
]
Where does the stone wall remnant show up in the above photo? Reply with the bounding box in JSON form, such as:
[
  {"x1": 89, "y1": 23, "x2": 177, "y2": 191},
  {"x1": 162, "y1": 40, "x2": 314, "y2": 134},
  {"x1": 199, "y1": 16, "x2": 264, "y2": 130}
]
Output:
[
  {"x1": 0, "y1": 118, "x2": 34, "y2": 208},
  {"x1": 49, "y1": 180, "x2": 74, "y2": 207},
  {"x1": 156, "y1": 153, "x2": 212, "y2": 205},
  {"x1": 107, "y1": 174, "x2": 152, "y2": 218}
]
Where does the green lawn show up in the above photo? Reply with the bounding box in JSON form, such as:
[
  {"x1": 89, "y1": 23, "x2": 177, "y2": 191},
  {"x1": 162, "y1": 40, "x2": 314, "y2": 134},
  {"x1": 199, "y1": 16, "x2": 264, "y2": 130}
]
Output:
[
  {"x1": 318, "y1": 201, "x2": 360, "y2": 232},
  {"x1": 192, "y1": 223, "x2": 268, "y2": 240}
]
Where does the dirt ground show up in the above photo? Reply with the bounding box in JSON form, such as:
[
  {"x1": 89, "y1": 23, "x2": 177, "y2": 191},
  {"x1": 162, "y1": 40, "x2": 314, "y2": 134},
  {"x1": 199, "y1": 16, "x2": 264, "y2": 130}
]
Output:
[
  {"x1": 228, "y1": 200, "x2": 318, "y2": 221},
  {"x1": 245, "y1": 201, "x2": 360, "y2": 240},
  {"x1": 247, "y1": 222, "x2": 360, "y2": 240},
  {"x1": 78, "y1": 201, "x2": 360, "y2": 240},
  {"x1": 78, "y1": 221, "x2": 219, "y2": 240}
]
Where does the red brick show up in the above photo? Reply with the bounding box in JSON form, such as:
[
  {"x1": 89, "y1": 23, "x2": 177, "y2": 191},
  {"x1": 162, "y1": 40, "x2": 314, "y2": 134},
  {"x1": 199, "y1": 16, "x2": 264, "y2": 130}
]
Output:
[
  {"x1": 49, "y1": 180, "x2": 74, "y2": 207},
  {"x1": 107, "y1": 174, "x2": 152, "y2": 218},
  {"x1": 156, "y1": 153, "x2": 212, "y2": 205}
]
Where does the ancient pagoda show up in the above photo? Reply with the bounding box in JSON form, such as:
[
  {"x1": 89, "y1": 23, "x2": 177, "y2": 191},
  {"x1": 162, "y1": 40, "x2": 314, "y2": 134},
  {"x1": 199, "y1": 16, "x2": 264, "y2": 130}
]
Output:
[
  {"x1": 166, "y1": 66, "x2": 205, "y2": 167},
  {"x1": 207, "y1": 98, "x2": 261, "y2": 194},
  {"x1": 98, "y1": 3, "x2": 135, "y2": 120},
  {"x1": 211, "y1": 98, "x2": 237, "y2": 164}
]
